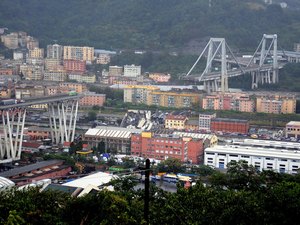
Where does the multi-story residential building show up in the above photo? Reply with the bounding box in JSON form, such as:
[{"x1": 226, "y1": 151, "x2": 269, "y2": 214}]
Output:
[
  {"x1": 124, "y1": 85, "x2": 159, "y2": 104},
  {"x1": 211, "y1": 118, "x2": 249, "y2": 134},
  {"x1": 202, "y1": 92, "x2": 255, "y2": 112},
  {"x1": 96, "y1": 54, "x2": 110, "y2": 64},
  {"x1": 84, "y1": 126, "x2": 142, "y2": 154},
  {"x1": 184, "y1": 120, "x2": 199, "y2": 131},
  {"x1": 1, "y1": 33, "x2": 18, "y2": 49},
  {"x1": 109, "y1": 76, "x2": 138, "y2": 85},
  {"x1": 44, "y1": 70, "x2": 67, "y2": 82},
  {"x1": 46, "y1": 86, "x2": 60, "y2": 95},
  {"x1": 19, "y1": 64, "x2": 44, "y2": 80},
  {"x1": 68, "y1": 73, "x2": 96, "y2": 83},
  {"x1": 123, "y1": 64, "x2": 141, "y2": 77},
  {"x1": 28, "y1": 47, "x2": 44, "y2": 59},
  {"x1": 59, "y1": 82, "x2": 87, "y2": 93},
  {"x1": 131, "y1": 132, "x2": 204, "y2": 164},
  {"x1": 109, "y1": 65, "x2": 123, "y2": 76},
  {"x1": 63, "y1": 46, "x2": 94, "y2": 62},
  {"x1": 45, "y1": 58, "x2": 64, "y2": 71},
  {"x1": 15, "y1": 85, "x2": 45, "y2": 99},
  {"x1": 204, "y1": 144, "x2": 300, "y2": 174},
  {"x1": 26, "y1": 36, "x2": 39, "y2": 50},
  {"x1": 79, "y1": 92, "x2": 106, "y2": 108},
  {"x1": 0, "y1": 68, "x2": 14, "y2": 75},
  {"x1": 63, "y1": 59, "x2": 86, "y2": 73},
  {"x1": 285, "y1": 121, "x2": 300, "y2": 138},
  {"x1": 202, "y1": 95, "x2": 221, "y2": 110},
  {"x1": 165, "y1": 115, "x2": 188, "y2": 130},
  {"x1": 47, "y1": 44, "x2": 63, "y2": 60},
  {"x1": 13, "y1": 50, "x2": 24, "y2": 60},
  {"x1": 199, "y1": 112, "x2": 216, "y2": 131},
  {"x1": 256, "y1": 95, "x2": 296, "y2": 114},
  {"x1": 147, "y1": 90, "x2": 201, "y2": 108},
  {"x1": 148, "y1": 73, "x2": 171, "y2": 83}
]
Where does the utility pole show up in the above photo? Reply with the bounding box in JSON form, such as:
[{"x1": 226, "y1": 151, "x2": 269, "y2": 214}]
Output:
[{"x1": 144, "y1": 159, "x2": 150, "y2": 225}]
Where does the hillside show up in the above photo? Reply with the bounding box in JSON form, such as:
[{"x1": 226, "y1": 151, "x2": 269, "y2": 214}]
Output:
[{"x1": 1, "y1": 0, "x2": 300, "y2": 52}]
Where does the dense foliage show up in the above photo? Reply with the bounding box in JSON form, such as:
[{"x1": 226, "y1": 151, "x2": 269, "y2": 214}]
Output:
[
  {"x1": 1, "y1": 0, "x2": 300, "y2": 51},
  {"x1": 1, "y1": 161, "x2": 300, "y2": 224}
]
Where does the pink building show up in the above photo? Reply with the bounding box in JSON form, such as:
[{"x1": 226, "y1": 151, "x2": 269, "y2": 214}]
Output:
[
  {"x1": 63, "y1": 59, "x2": 86, "y2": 73},
  {"x1": 148, "y1": 73, "x2": 171, "y2": 83},
  {"x1": 79, "y1": 92, "x2": 106, "y2": 107}
]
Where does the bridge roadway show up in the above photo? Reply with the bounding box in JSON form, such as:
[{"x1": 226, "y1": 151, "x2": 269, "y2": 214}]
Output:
[
  {"x1": 184, "y1": 63, "x2": 285, "y2": 82},
  {"x1": 0, "y1": 94, "x2": 82, "y2": 110}
]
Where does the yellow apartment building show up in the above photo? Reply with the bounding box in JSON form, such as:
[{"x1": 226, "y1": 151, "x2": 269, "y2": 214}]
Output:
[
  {"x1": 147, "y1": 91, "x2": 200, "y2": 108},
  {"x1": 124, "y1": 85, "x2": 159, "y2": 104},
  {"x1": 63, "y1": 46, "x2": 94, "y2": 62},
  {"x1": 165, "y1": 115, "x2": 188, "y2": 130}
]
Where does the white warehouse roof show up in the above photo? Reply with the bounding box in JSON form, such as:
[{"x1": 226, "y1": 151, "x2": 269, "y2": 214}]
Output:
[
  {"x1": 205, "y1": 145, "x2": 300, "y2": 160},
  {"x1": 63, "y1": 172, "x2": 117, "y2": 189},
  {"x1": 85, "y1": 126, "x2": 142, "y2": 139}
]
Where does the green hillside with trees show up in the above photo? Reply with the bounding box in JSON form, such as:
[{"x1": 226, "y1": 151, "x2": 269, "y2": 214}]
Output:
[{"x1": 1, "y1": 0, "x2": 300, "y2": 52}]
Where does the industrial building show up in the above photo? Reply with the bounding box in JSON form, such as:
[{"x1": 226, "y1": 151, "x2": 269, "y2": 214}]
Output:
[
  {"x1": 204, "y1": 144, "x2": 300, "y2": 174},
  {"x1": 131, "y1": 132, "x2": 204, "y2": 164},
  {"x1": 83, "y1": 126, "x2": 142, "y2": 154},
  {"x1": 211, "y1": 118, "x2": 249, "y2": 134}
]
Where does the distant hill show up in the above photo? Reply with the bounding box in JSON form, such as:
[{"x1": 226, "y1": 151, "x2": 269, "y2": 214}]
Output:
[{"x1": 1, "y1": 0, "x2": 300, "y2": 52}]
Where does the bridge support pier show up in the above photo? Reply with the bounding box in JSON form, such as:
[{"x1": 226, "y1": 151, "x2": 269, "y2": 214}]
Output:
[
  {"x1": 48, "y1": 100, "x2": 79, "y2": 145},
  {"x1": 0, "y1": 108, "x2": 26, "y2": 163},
  {"x1": 204, "y1": 80, "x2": 219, "y2": 93}
]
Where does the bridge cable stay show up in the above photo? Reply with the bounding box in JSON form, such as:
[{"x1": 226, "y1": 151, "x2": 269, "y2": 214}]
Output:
[
  {"x1": 225, "y1": 42, "x2": 245, "y2": 74},
  {"x1": 246, "y1": 37, "x2": 265, "y2": 67}
]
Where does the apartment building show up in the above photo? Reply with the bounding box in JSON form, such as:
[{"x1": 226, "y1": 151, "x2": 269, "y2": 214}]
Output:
[
  {"x1": 108, "y1": 66, "x2": 123, "y2": 76},
  {"x1": 1, "y1": 33, "x2": 18, "y2": 49},
  {"x1": 96, "y1": 54, "x2": 110, "y2": 64},
  {"x1": 123, "y1": 64, "x2": 141, "y2": 77},
  {"x1": 199, "y1": 112, "x2": 216, "y2": 131},
  {"x1": 47, "y1": 44, "x2": 63, "y2": 60},
  {"x1": 19, "y1": 64, "x2": 44, "y2": 80},
  {"x1": 256, "y1": 95, "x2": 296, "y2": 114},
  {"x1": 124, "y1": 85, "x2": 159, "y2": 104},
  {"x1": 26, "y1": 36, "x2": 39, "y2": 50},
  {"x1": 131, "y1": 132, "x2": 204, "y2": 164},
  {"x1": 44, "y1": 70, "x2": 67, "y2": 82},
  {"x1": 148, "y1": 73, "x2": 171, "y2": 83},
  {"x1": 68, "y1": 73, "x2": 96, "y2": 83},
  {"x1": 59, "y1": 82, "x2": 87, "y2": 93},
  {"x1": 28, "y1": 47, "x2": 44, "y2": 59},
  {"x1": 45, "y1": 58, "x2": 64, "y2": 71},
  {"x1": 79, "y1": 92, "x2": 106, "y2": 108},
  {"x1": 165, "y1": 115, "x2": 188, "y2": 130},
  {"x1": 63, "y1": 46, "x2": 94, "y2": 62},
  {"x1": 63, "y1": 59, "x2": 86, "y2": 73},
  {"x1": 147, "y1": 90, "x2": 201, "y2": 108}
]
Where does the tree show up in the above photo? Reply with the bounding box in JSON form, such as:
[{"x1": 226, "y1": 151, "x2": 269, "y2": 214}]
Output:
[
  {"x1": 87, "y1": 111, "x2": 97, "y2": 121},
  {"x1": 156, "y1": 158, "x2": 184, "y2": 174}
]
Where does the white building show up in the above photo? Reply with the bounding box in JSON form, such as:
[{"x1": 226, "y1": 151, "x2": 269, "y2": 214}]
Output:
[
  {"x1": 123, "y1": 64, "x2": 141, "y2": 77},
  {"x1": 47, "y1": 44, "x2": 64, "y2": 60},
  {"x1": 204, "y1": 144, "x2": 300, "y2": 174},
  {"x1": 199, "y1": 113, "x2": 216, "y2": 131}
]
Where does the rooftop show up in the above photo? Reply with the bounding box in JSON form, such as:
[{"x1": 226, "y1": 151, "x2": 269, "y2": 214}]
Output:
[
  {"x1": 286, "y1": 121, "x2": 300, "y2": 126},
  {"x1": 0, "y1": 160, "x2": 64, "y2": 178},
  {"x1": 205, "y1": 145, "x2": 300, "y2": 160},
  {"x1": 85, "y1": 126, "x2": 142, "y2": 139},
  {"x1": 212, "y1": 118, "x2": 248, "y2": 123}
]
